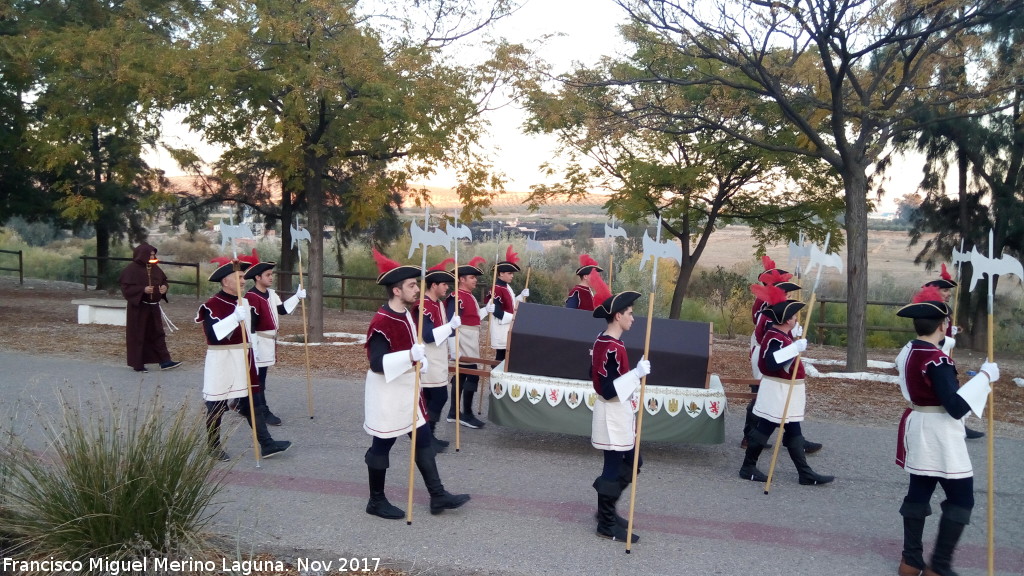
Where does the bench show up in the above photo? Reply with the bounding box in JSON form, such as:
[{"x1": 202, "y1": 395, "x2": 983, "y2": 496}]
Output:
[
  {"x1": 448, "y1": 356, "x2": 501, "y2": 378},
  {"x1": 72, "y1": 298, "x2": 127, "y2": 326}
]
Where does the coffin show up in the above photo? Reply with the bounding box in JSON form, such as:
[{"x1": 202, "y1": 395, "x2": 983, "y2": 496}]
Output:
[{"x1": 504, "y1": 303, "x2": 712, "y2": 388}]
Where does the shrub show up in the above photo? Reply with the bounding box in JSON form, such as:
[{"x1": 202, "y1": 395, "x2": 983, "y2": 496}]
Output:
[{"x1": 2, "y1": 392, "x2": 226, "y2": 564}]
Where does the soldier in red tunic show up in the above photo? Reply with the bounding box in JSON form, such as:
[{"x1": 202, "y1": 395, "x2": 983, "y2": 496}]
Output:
[
  {"x1": 922, "y1": 264, "x2": 985, "y2": 440},
  {"x1": 416, "y1": 258, "x2": 460, "y2": 452},
  {"x1": 590, "y1": 291, "x2": 651, "y2": 544},
  {"x1": 487, "y1": 245, "x2": 528, "y2": 363},
  {"x1": 740, "y1": 284, "x2": 832, "y2": 486},
  {"x1": 196, "y1": 259, "x2": 292, "y2": 461},
  {"x1": 893, "y1": 286, "x2": 998, "y2": 576},
  {"x1": 243, "y1": 259, "x2": 306, "y2": 426},
  {"x1": 362, "y1": 250, "x2": 470, "y2": 520},
  {"x1": 445, "y1": 256, "x2": 488, "y2": 429},
  {"x1": 565, "y1": 254, "x2": 605, "y2": 311}
]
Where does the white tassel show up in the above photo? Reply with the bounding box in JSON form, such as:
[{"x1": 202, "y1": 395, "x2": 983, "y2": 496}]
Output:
[{"x1": 160, "y1": 305, "x2": 179, "y2": 333}]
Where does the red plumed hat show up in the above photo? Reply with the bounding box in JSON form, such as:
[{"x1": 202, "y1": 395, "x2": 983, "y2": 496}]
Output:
[
  {"x1": 923, "y1": 263, "x2": 957, "y2": 289},
  {"x1": 757, "y1": 254, "x2": 790, "y2": 284},
  {"x1": 750, "y1": 283, "x2": 787, "y2": 307},
  {"x1": 454, "y1": 256, "x2": 486, "y2": 277},
  {"x1": 373, "y1": 249, "x2": 421, "y2": 286},
  {"x1": 425, "y1": 257, "x2": 456, "y2": 284},
  {"x1": 497, "y1": 245, "x2": 522, "y2": 273},
  {"x1": 897, "y1": 285, "x2": 951, "y2": 319},
  {"x1": 576, "y1": 254, "x2": 604, "y2": 277}
]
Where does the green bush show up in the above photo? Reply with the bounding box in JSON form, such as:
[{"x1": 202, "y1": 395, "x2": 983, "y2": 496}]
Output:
[{"x1": 2, "y1": 393, "x2": 225, "y2": 565}]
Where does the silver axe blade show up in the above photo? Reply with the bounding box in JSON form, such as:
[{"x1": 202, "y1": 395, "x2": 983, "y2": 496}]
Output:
[
  {"x1": 804, "y1": 242, "x2": 843, "y2": 278},
  {"x1": 447, "y1": 221, "x2": 473, "y2": 242},
  {"x1": 788, "y1": 239, "x2": 811, "y2": 270},
  {"x1": 219, "y1": 218, "x2": 255, "y2": 250},
  {"x1": 951, "y1": 243, "x2": 970, "y2": 269},
  {"x1": 604, "y1": 221, "x2": 628, "y2": 240},
  {"x1": 639, "y1": 230, "x2": 682, "y2": 270},
  {"x1": 290, "y1": 224, "x2": 312, "y2": 250},
  {"x1": 525, "y1": 237, "x2": 544, "y2": 253},
  {"x1": 408, "y1": 219, "x2": 452, "y2": 259},
  {"x1": 968, "y1": 246, "x2": 1024, "y2": 292}
]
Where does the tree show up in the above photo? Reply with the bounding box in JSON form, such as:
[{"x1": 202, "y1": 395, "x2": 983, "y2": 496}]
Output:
[
  {"x1": 1, "y1": 0, "x2": 198, "y2": 287},
  {"x1": 176, "y1": 0, "x2": 516, "y2": 340},
  {"x1": 608, "y1": 0, "x2": 1021, "y2": 369},
  {"x1": 524, "y1": 26, "x2": 844, "y2": 319}
]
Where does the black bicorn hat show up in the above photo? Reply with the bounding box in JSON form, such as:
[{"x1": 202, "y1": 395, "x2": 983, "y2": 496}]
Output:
[
  {"x1": 576, "y1": 253, "x2": 604, "y2": 277},
  {"x1": 495, "y1": 245, "x2": 522, "y2": 273},
  {"x1": 923, "y1": 263, "x2": 957, "y2": 289},
  {"x1": 453, "y1": 256, "x2": 486, "y2": 277},
  {"x1": 425, "y1": 258, "x2": 456, "y2": 285},
  {"x1": 243, "y1": 261, "x2": 276, "y2": 280},
  {"x1": 593, "y1": 291, "x2": 642, "y2": 320},
  {"x1": 897, "y1": 286, "x2": 952, "y2": 320},
  {"x1": 205, "y1": 260, "x2": 249, "y2": 280},
  {"x1": 764, "y1": 300, "x2": 806, "y2": 324},
  {"x1": 373, "y1": 249, "x2": 421, "y2": 286},
  {"x1": 774, "y1": 281, "x2": 802, "y2": 293}
]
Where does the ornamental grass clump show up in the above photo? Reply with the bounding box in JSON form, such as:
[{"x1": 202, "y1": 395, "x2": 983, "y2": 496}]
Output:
[{"x1": 4, "y1": 393, "x2": 226, "y2": 565}]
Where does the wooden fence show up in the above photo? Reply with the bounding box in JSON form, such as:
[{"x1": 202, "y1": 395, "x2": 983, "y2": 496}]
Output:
[
  {"x1": 813, "y1": 297, "x2": 915, "y2": 341},
  {"x1": 275, "y1": 270, "x2": 378, "y2": 311},
  {"x1": 80, "y1": 256, "x2": 201, "y2": 297},
  {"x1": 0, "y1": 249, "x2": 23, "y2": 284}
]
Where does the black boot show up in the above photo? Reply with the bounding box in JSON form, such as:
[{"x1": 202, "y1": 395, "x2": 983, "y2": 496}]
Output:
[
  {"x1": 447, "y1": 379, "x2": 458, "y2": 422},
  {"x1": 429, "y1": 420, "x2": 449, "y2": 452},
  {"x1": 414, "y1": 445, "x2": 470, "y2": 515},
  {"x1": 593, "y1": 477, "x2": 638, "y2": 543},
  {"x1": 899, "y1": 500, "x2": 930, "y2": 575},
  {"x1": 460, "y1": 388, "x2": 485, "y2": 428},
  {"x1": 739, "y1": 429, "x2": 769, "y2": 482},
  {"x1": 241, "y1": 400, "x2": 291, "y2": 458},
  {"x1": 364, "y1": 451, "x2": 404, "y2": 519},
  {"x1": 786, "y1": 435, "x2": 833, "y2": 485},
  {"x1": 925, "y1": 502, "x2": 970, "y2": 576}
]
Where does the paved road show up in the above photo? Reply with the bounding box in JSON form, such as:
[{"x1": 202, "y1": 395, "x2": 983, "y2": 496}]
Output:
[{"x1": 2, "y1": 351, "x2": 1022, "y2": 576}]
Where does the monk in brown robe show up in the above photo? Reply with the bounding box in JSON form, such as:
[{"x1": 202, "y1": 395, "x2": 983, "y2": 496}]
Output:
[{"x1": 118, "y1": 243, "x2": 181, "y2": 373}]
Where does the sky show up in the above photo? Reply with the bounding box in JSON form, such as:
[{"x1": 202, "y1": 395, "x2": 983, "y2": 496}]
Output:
[{"x1": 147, "y1": 0, "x2": 923, "y2": 214}]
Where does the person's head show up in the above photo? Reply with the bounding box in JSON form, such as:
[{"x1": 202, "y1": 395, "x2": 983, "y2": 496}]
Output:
[
  {"x1": 243, "y1": 262, "x2": 277, "y2": 291},
  {"x1": 898, "y1": 286, "x2": 951, "y2": 338},
  {"x1": 923, "y1": 263, "x2": 957, "y2": 301},
  {"x1": 426, "y1": 278, "x2": 451, "y2": 300},
  {"x1": 594, "y1": 291, "x2": 642, "y2": 334},
  {"x1": 372, "y1": 249, "x2": 421, "y2": 305},
  {"x1": 575, "y1": 254, "x2": 603, "y2": 285},
  {"x1": 495, "y1": 246, "x2": 521, "y2": 281},
  {"x1": 453, "y1": 257, "x2": 486, "y2": 292},
  {"x1": 498, "y1": 270, "x2": 515, "y2": 284},
  {"x1": 751, "y1": 283, "x2": 804, "y2": 328},
  {"x1": 389, "y1": 277, "x2": 420, "y2": 307},
  {"x1": 424, "y1": 258, "x2": 455, "y2": 300},
  {"x1": 208, "y1": 260, "x2": 251, "y2": 295}
]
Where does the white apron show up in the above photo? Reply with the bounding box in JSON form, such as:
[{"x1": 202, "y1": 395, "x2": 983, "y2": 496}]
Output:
[
  {"x1": 489, "y1": 317, "x2": 512, "y2": 349},
  {"x1": 749, "y1": 331, "x2": 763, "y2": 379},
  {"x1": 423, "y1": 339, "x2": 450, "y2": 387},
  {"x1": 253, "y1": 289, "x2": 284, "y2": 368},
  {"x1": 591, "y1": 395, "x2": 636, "y2": 451},
  {"x1": 899, "y1": 407, "x2": 973, "y2": 479},
  {"x1": 752, "y1": 375, "x2": 806, "y2": 423},
  {"x1": 363, "y1": 369, "x2": 428, "y2": 438},
  {"x1": 202, "y1": 345, "x2": 252, "y2": 401},
  {"x1": 451, "y1": 324, "x2": 481, "y2": 359}
]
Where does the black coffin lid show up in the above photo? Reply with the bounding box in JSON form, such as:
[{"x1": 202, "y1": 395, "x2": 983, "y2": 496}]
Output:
[{"x1": 506, "y1": 302, "x2": 711, "y2": 389}]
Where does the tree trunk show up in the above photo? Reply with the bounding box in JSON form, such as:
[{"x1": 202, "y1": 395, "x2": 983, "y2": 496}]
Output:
[
  {"x1": 304, "y1": 155, "x2": 325, "y2": 343},
  {"x1": 668, "y1": 262, "x2": 695, "y2": 320},
  {"x1": 844, "y1": 169, "x2": 869, "y2": 371},
  {"x1": 95, "y1": 221, "x2": 111, "y2": 291},
  {"x1": 278, "y1": 190, "x2": 294, "y2": 293}
]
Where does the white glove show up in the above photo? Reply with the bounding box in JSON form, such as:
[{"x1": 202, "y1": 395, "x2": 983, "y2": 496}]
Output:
[
  {"x1": 632, "y1": 356, "x2": 651, "y2": 378},
  {"x1": 773, "y1": 338, "x2": 807, "y2": 364},
  {"x1": 419, "y1": 356, "x2": 430, "y2": 374},
  {"x1": 518, "y1": 288, "x2": 530, "y2": 300},
  {"x1": 449, "y1": 315, "x2": 462, "y2": 330},
  {"x1": 296, "y1": 287, "x2": 307, "y2": 299},
  {"x1": 485, "y1": 301, "x2": 495, "y2": 314},
  {"x1": 791, "y1": 322, "x2": 803, "y2": 338},
  {"x1": 233, "y1": 304, "x2": 249, "y2": 323},
  {"x1": 794, "y1": 338, "x2": 808, "y2": 353},
  {"x1": 980, "y1": 361, "x2": 1000, "y2": 383},
  {"x1": 951, "y1": 325, "x2": 959, "y2": 336},
  {"x1": 410, "y1": 343, "x2": 426, "y2": 364}
]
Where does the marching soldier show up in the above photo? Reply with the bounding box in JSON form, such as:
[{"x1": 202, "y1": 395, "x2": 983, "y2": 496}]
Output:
[
  {"x1": 196, "y1": 259, "x2": 292, "y2": 461},
  {"x1": 445, "y1": 256, "x2": 488, "y2": 429},
  {"x1": 565, "y1": 254, "x2": 605, "y2": 311},
  {"x1": 590, "y1": 291, "x2": 650, "y2": 543},
  {"x1": 922, "y1": 264, "x2": 985, "y2": 440},
  {"x1": 487, "y1": 245, "x2": 528, "y2": 363},
  {"x1": 243, "y1": 259, "x2": 306, "y2": 426},
  {"x1": 739, "y1": 283, "x2": 832, "y2": 486},
  {"x1": 417, "y1": 258, "x2": 461, "y2": 452},
  {"x1": 893, "y1": 286, "x2": 998, "y2": 576},
  {"x1": 363, "y1": 250, "x2": 470, "y2": 519}
]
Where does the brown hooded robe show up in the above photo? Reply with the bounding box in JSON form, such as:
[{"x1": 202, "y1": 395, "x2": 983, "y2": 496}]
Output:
[{"x1": 119, "y1": 243, "x2": 171, "y2": 369}]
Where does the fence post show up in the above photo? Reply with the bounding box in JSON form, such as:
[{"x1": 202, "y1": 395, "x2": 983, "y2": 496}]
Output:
[
  {"x1": 341, "y1": 277, "x2": 347, "y2": 312},
  {"x1": 817, "y1": 299, "x2": 826, "y2": 343},
  {"x1": 18, "y1": 250, "x2": 23, "y2": 285},
  {"x1": 82, "y1": 257, "x2": 88, "y2": 291},
  {"x1": 195, "y1": 265, "x2": 200, "y2": 298}
]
